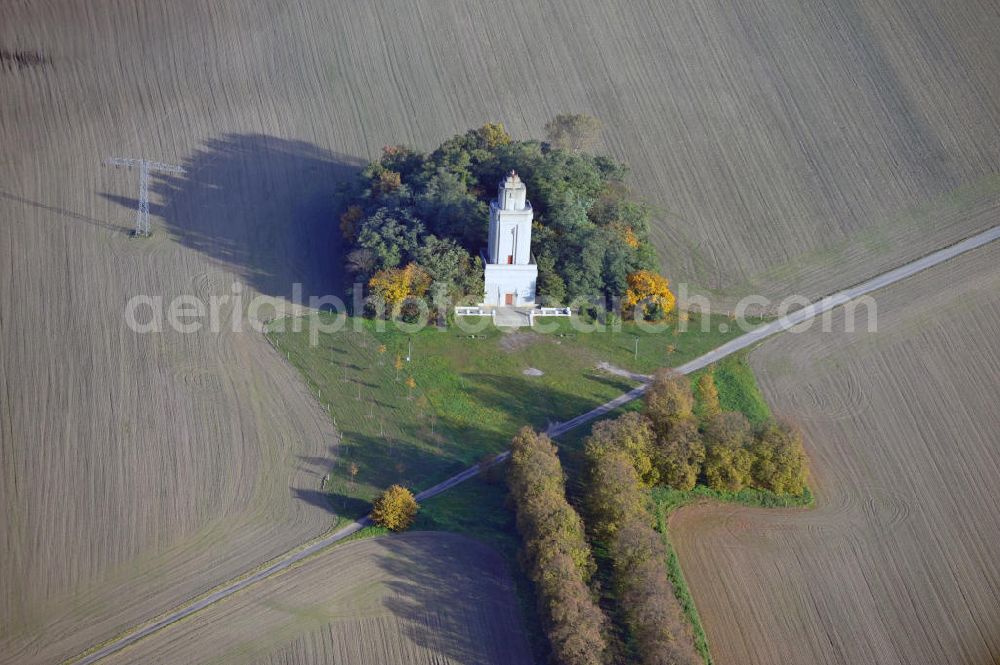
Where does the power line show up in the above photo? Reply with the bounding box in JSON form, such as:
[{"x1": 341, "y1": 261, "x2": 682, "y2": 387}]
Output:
[{"x1": 105, "y1": 157, "x2": 185, "y2": 237}]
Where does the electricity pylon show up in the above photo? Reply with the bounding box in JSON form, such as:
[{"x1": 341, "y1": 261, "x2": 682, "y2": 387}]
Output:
[{"x1": 105, "y1": 157, "x2": 185, "y2": 237}]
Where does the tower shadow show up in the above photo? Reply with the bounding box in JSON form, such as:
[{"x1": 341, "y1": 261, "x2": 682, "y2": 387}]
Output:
[{"x1": 101, "y1": 134, "x2": 365, "y2": 300}]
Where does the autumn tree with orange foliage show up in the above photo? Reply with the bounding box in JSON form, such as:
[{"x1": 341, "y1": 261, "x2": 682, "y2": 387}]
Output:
[
  {"x1": 619, "y1": 225, "x2": 641, "y2": 249},
  {"x1": 624, "y1": 270, "x2": 676, "y2": 321},
  {"x1": 368, "y1": 263, "x2": 431, "y2": 317},
  {"x1": 338, "y1": 204, "x2": 363, "y2": 242}
]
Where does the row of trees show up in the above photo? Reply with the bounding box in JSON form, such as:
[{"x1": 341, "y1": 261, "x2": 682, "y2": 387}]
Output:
[
  {"x1": 507, "y1": 427, "x2": 607, "y2": 665},
  {"x1": 645, "y1": 369, "x2": 809, "y2": 494},
  {"x1": 584, "y1": 419, "x2": 700, "y2": 665},
  {"x1": 340, "y1": 117, "x2": 672, "y2": 318}
]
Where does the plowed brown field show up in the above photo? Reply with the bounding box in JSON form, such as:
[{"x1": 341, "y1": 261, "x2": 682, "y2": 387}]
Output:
[
  {"x1": 3, "y1": 0, "x2": 999, "y2": 662},
  {"x1": 100, "y1": 532, "x2": 532, "y2": 665},
  {"x1": 671, "y1": 240, "x2": 1000, "y2": 665}
]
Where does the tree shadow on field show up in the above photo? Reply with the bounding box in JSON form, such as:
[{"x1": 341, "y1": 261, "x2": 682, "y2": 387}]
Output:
[
  {"x1": 101, "y1": 134, "x2": 365, "y2": 300},
  {"x1": 292, "y1": 488, "x2": 370, "y2": 519},
  {"x1": 460, "y1": 372, "x2": 633, "y2": 435},
  {"x1": 296, "y1": 443, "x2": 339, "y2": 478},
  {"x1": 376, "y1": 535, "x2": 533, "y2": 665}
]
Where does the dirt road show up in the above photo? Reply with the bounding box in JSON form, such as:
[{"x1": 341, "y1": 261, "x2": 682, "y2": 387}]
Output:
[{"x1": 71, "y1": 224, "x2": 1000, "y2": 663}]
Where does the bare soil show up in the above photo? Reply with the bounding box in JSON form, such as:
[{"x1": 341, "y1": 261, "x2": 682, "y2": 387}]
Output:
[
  {"x1": 670, "y1": 241, "x2": 1000, "y2": 665},
  {"x1": 102, "y1": 532, "x2": 533, "y2": 665},
  {"x1": 2, "y1": 0, "x2": 999, "y2": 661}
]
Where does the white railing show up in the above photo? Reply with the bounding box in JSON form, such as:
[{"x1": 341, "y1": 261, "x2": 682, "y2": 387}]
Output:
[
  {"x1": 454, "y1": 306, "x2": 486, "y2": 316},
  {"x1": 528, "y1": 307, "x2": 572, "y2": 327}
]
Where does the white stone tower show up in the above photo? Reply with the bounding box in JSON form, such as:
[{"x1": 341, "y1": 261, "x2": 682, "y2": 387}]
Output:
[{"x1": 483, "y1": 171, "x2": 537, "y2": 306}]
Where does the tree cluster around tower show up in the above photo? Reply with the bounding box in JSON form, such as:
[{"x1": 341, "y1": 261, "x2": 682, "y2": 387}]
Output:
[{"x1": 338, "y1": 120, "x2": 669, "y2": 319}]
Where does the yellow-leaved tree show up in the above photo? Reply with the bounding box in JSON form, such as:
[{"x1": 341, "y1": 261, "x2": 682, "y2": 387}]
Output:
[
  {"x1": 368, "y1": 263, "x2": 431, "y2": 316},
  {"x1": 478, "y1": 122, "x2": 512, "y2": 148},
  {"x1": 695, "y1": 371, "x2": 722, "y2": 421},
  {"x1": 623, "y1": 270, "x2": 676, "y2": 321},
  {"x1": 618, "y1": 225, "x2": 640, "y2": 249},
  {"x1": 371, "y1": 484, "x2": 419, "y2": 531}
]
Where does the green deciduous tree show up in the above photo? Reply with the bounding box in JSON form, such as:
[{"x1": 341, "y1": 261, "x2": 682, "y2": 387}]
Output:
[
  {"x1": 535, "y1": 252, "x2": 567, "y2": 304},
  {"x1": 413, "y1": 234, "x2": 480, "y2": 308},
  {"x1": 355, "y1": 207, "x2": 425, "y2": 273}
]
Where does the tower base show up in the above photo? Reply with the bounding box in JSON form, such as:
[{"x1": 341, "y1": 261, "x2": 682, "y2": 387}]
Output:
[{"x1": 483, "y1": 263, "x2": 537, "y2": 307}]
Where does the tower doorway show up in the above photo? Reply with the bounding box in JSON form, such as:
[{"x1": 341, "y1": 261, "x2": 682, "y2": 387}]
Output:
[{"x1": 505, "y1": 293, "x2": 514, "y2": 306}]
